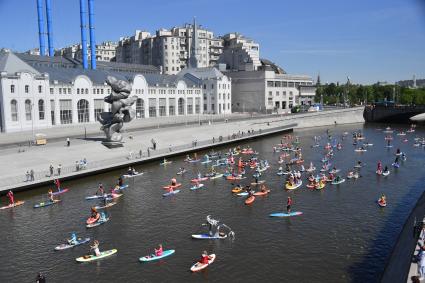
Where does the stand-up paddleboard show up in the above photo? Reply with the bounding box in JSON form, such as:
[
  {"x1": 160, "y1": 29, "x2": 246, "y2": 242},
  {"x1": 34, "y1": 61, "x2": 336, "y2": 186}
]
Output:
[
  {"x1": 253, "y1": 190, "x2": 270, "y2": 196},
  {"x1": 139, "y1": 249, "x2": 175, "y2": 262},
  {"x1": 0, "y1": 200, "x2": 25, "y2": 210},
  {"x1": 209, "y1": 174, "x2": 224, "y2": 180},
  {"x1": 76, "y1": 249, "x2": 117, "y2": 262},
  {"x1": 163, "y1": 183, "x2": 182, "y2": 190},
  {"x1": 392, "y1": 163, "x2": 400, "y2": 168},
  {"x1": 250, "y1": 180, "x2": 265, "y2": 186},
  {"x1": 51, "y1": 188, "x2": 69, "y2": 196},
  {"x1": 163, "y1": 190, "x2": 180, "y2": 197},
  {"x1": 86, "y1": 217, "x2": 110, "y2": 228},
  {"x1": 190, "y1": 254, "x2": 216, "y2": 272},
  {"x1": 269, "y1": 211, "x2": 303, "y2": 217},
  {"x1": 160, "y1": 161, "x2": 173, "y2": 166},
  {"x1": 190, "y1": 184, "x2": 205, "y2": 191},
  {"x1": 245, "y1": 195, "x2": 255, "y2": 205},
  {"x1": 382, "y1": 171, "x2": 390, "y2": 176},
  {"x1": 94, "y1": 202, "x2": 117, "y2": 210},
  {"x1": 34, "y1": 199, "x2": 61, "y2": 208},
  {"x1": 236, "y1": 192, "x2": 249, "y2": 197},
  {"x1": 191, "y1": 234, "x2": 227, "y2": 240},
  {"x1": 331, "y1": 179, "x2": 345, "y2": 185},
  {"x1": 285, "y1": 181, "x2": 302, "y2": 190},
  {"x1": 122, "y1": 172, "x2": 143, "y2": 178},
  {"x1": 105, "y1": 194, "x2": 123, "y2": 201},
  {"x1": 176, "y1": 170, "x2": 187, "y2": 175},
  {"x1": 191, "y1": 177, "x2": 209, "y2": 183},
  {"x1": 85, "y1": 195, "x2": 105, "y2": 200},
  {"x1": 113, "y1": 184, "x2": 129, "y2": 192},
  {"x1": 377, "y1": 200, "x2": 387, "y2": 207},
  {"x1": 55, "y1": 238, "x2": 90, "y2": 251},
  {"x1": 201, "y1": 160, "x2": 212, "y2": 164}
]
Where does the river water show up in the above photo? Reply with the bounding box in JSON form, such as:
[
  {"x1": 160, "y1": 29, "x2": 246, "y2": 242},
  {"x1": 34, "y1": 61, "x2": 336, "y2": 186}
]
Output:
[{"x1": 1, "y1": 123, "x2": 424, "y2": 283}]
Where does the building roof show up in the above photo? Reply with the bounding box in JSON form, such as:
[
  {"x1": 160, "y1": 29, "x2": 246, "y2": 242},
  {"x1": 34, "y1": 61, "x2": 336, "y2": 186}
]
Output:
[
  {"x1": 177, "y1": 67, "x2": 225, "y2": 84},
  {"x1": 0, "y1": 50, "x2": 40, "y2": 75},
  {"x1": 259, "y1": 58, "x2": 286, "y2": 74},
  {"x1": 1, "y1": 50, "x2": 197, "y2": 87}
]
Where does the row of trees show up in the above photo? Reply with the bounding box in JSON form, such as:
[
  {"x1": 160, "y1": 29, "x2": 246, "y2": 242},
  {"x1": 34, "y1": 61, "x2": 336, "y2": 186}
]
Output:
[{"x1": 315, "y1": 83, "x2": 425, "y2": 105}]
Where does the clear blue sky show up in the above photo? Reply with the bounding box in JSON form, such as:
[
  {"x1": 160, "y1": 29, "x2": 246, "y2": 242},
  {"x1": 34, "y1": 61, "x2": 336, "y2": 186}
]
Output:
[{"x1": 1, "y1": 0, "x2": 424, "y2": 84}]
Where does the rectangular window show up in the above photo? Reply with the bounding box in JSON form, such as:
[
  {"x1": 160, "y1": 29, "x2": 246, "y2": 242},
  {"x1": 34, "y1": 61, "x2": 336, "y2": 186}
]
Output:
[
  {"x1": 282, "y1": 81, "x2": 288, "y2": 87},
  {"x1": 187, "y1": 98, "x2": 193, "y2": 114},
  {"x1": 59, "y1": 99, "x2": 73, "y2": 124},
  {"x1": 203, "y1": 104, "x2": 207, "y2": 111},
  {"x1": 267, "y1": 81, "x2": 274, "y2": 87},
  {"x1": 25, "y1": 85, "x2": 29, "y2": 93},
  {"x1": 211, "y1": 104, "x2": 215, "y2": 113},
  {"x1": 38, "y1": 85, "x2": 42, "y2": 93},
  {"x1": 268, "y1": 91, "x2": 273, "y2": 96},
  {"x1": 282, "y1": 101, "x2": 286, "y2": 109},
  {"x1": 10, "y1": 85, "x2": 15, "y2": 93},
  {"x1": 59, "y1": 88, "x2": 62, "y2": 95},
  {"x1": 268, "y1": 97, "x2": 273, "y2": 106},
  {"x1": 274, "y1": 81, "x2": 281, "y2": 87},
  {"x1": 168, "y1": 98, "x2": 175, "y2": 116},
  {"x1": 94, "y1": 99, "x2": 104, "y2": 121},
  {"x1": 68, "y1": 88, "x2": 71, "y2": 94},
  {"x1": 50, "y1": 100, "x2": 55, "y2": 125},
  {"x1": 50, "y1": 88, "x2": 54, "y2": 94},
  {"x1": 195, "y1": 97, "x2": 201, "y2": 114},
  {"x1": 288, "y1": 82, "x2": 295, "y2": 88},
  {"x1": 149, "y1": 98, "x2": 157, "y2": 117},
  {"x1": 159, "y1": 98, "x2": 166, "y2": 116},
  {"x1": 276, "y1": 91, "x2": 280, "y2": 96}
]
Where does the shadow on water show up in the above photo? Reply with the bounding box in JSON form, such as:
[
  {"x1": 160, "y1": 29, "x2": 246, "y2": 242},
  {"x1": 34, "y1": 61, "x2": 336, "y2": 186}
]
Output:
[
  {"x1": 348, "y1": 178, "x2": 425, "y2": 283},
  {"x1": 77, "y1": 137, "x2": 106, "y2": 142}
]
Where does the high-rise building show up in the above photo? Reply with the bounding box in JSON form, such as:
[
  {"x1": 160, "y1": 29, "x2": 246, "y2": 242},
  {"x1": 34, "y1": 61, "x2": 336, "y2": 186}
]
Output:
[
  {"x1": 56, "y1": 41, "x2": 118, "y2": 62},
  {"x1": 116, "y1": 20, "x2": 223, "y2": 75},
  {"x1": 219, "y1": 33, "x2": 261, "y2": 71}
]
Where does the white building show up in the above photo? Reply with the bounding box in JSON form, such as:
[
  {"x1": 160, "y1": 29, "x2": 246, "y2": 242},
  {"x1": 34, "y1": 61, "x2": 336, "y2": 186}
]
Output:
[
  {"x1": 179, "y1": 67, "x2": 232, "y2": 114},
  {"x1": 219, "y1": 33, "x2": 261, "y2": 71},
  {"x1": 116, "y1": 19, "x2": 223, "y2": 75},
  {"x1": 56, "y1": 41, "x2": 118, "y2": 62},
  {"x1": 0, "y1": 49, "x2": 204, "y2": 133},
  {"x1": 228, "y1": 59, "x2": 315, "y2": 113}
]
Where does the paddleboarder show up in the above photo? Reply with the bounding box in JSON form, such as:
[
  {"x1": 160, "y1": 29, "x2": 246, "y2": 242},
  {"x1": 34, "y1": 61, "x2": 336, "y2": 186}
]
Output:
[
  {"x1": 286, "y1": 196, "x2": 293, "y2": 213},
  {"x1": 6, "y1": 190, "x2": 14, "y2": 205},
  {"x1": 90, "y1": 240, "x2": 101, "y2": 256},
  {"x1": 154, "y1": 244, "x2": 163, "y2": 257}
]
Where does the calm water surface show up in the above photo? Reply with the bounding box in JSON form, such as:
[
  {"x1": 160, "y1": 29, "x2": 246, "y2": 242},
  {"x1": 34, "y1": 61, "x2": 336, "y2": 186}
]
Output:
[{"x1": 1, "y1": 123, "x2": 425, "y2": 283}]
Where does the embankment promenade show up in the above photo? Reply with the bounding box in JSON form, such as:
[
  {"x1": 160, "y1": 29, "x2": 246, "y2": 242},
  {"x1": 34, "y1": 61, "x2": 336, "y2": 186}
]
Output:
[{"x1": 0, "y1": 107, "x2": 364, "y2": 193}]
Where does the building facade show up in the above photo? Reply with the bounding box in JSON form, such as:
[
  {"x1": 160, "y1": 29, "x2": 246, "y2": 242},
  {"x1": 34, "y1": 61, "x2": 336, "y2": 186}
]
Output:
[
  {"x1": 219, "y1": 33, "x2": 261, "y2": 72},
  {"x1": 0, "y1": 50, "x2": 204, "y2": 133},
  {"x1": 228, "y1": 60, "x2": 315, "y2": 113},
  {"x1": 179, "y1": 67, "x2": 232, "y2": 114},
  {"x1": 56, "y1": 41, "x2": 118, "y2": 62},
  {"x1": 116, "y1": 20, "x2": 223, "y2": 75}
]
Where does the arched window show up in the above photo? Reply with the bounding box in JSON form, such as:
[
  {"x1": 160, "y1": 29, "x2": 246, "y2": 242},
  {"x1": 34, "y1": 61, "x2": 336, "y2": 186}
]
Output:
[
  {"x1": 85, "y1": 88, "x2": 88, "y2": 94},
  {"x1": 10, "y1": 99, "x2": 18, "y2": 121},
  {"x1": 178, "y1": 98, "x2": 185, "y2": 115},
  {"x1": 77, "y1": 99, "x2": 89, "y2": 123},
  {"x1": 25, "y1": 99, "x2": 32, "y2": 121},
  {"x1": 136, "y1": 98, "x2": 145, "y2": 118},
  {"x1": 38, "y1": 99, "x2": 45, "y2": 120},
  {"x1": 77, "y1": 88, "x2": 80, "y2": 95}
]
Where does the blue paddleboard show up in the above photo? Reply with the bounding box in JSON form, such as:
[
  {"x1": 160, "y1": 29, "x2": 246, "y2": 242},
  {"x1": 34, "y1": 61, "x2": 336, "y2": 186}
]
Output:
[
  {"x1": 139, "y1": 249, "x2": 175, "y2": 262},
  {"x1": 269, "y1": 211, "x2": 303, "y2": 217}
]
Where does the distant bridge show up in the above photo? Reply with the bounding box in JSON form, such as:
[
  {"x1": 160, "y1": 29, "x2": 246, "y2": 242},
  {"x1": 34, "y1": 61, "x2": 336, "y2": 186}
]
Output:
[{"x1": 363, "y1": 105, "x2": 425, "y2": 123}]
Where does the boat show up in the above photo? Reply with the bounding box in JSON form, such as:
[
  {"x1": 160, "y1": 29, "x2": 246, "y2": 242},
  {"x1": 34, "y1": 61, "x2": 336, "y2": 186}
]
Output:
[
  {"x1": 139, "y1": 249, "x2": 175, "y2": 262},
  {"x1": 76, "y1": 249, "x2": 117, "y2": 262},
  {"x1": 245, "y1": 195, "x2": 255, "y2": 205},
  {"x1": 285, "y1": 181, "x2": 302, "y2": 190},
  {"x1": 231, "y1": 187, "x2": 244, "y2": 193},
  {"x1": 190, "y1": 254, "x2": 216, "y2": 272},
  {"x1": 51, "y1": 188, "x2": 69, "y2": 196},
  {"x1": 377, "y1": 200, "x2": 387, "y2": 207},
  {"x1": 191, "y1": 234, "x2": 227, "y2": 240},
  {"x1": 190, "y1": 184, "x2": 205, "y2": 191},
  {"x1": 86, "y1": 217, "x2": 110, "y2": 228},
  {"x1": 269, "y1": 211, "x2": 303, "y2": 217},
  {"x1": 55, "y1": 238, "x2": 90, "y2": 251},
  {"x1": 34, "y1": 199, "x2": 61, "y2": 208},
  {"x1": 122, "y1": 172, "x2": 143, "y2": 178},
  {"x1": 162, "y1": 190, "x2": 180, "y2": 197},
  {"x1": 0, "y1": 200, "x2": 25, "y2": 210},
  {"x1": 331, "y1": 179, "x2": 346, "y2": 185}
]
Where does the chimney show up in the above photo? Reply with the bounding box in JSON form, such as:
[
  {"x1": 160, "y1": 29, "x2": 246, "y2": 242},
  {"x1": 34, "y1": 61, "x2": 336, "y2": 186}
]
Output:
[
  {"x1": 45, "y1": 0, "x2": 54, "y2": 56},
  {"x1": 79, "y1": 0, "x2": 88, "y2": 69},
  {"x1": 88, "y1": 0, "x2": 96, "y2": 69},
  {"x1": 36, "y1": 0, "x2": 46, "y2": 56}
]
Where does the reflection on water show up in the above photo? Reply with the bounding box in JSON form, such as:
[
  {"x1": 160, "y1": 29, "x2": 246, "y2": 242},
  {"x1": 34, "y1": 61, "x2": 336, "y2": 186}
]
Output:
[{"x1": 0, "y1": 123, "x2": 424, "y2": 282}]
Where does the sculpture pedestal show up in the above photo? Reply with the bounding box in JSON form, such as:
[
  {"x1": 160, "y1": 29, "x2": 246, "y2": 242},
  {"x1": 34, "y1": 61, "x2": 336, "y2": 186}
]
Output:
[{"x1": 102, "y1": 141, "x2": 124, "y2": 148}]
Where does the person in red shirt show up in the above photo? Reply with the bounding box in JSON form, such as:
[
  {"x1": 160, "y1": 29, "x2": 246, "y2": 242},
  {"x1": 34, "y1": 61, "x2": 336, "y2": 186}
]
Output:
[
  {"x1": 200, "y1": 251, "x2": 210, "y2": 264},
  {"x1": 286, "y1": 196, "x2": 293, "y2": 213},
  {"x1": 7, "y1": 190, "x2": 14, "y2": 205},
  {"x1": 154, "y1": 244, "x2": 163, "y2": 257}
]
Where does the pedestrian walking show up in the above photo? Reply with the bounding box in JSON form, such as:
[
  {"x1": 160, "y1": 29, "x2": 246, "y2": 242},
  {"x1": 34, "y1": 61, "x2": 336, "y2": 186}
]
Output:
[
  {"x1": 139, "y1": 149, "x2": 143, "y2": 158},
  {"x1": 25, "y1": 171, "x2": 30, "y2": 181},
  {"x1": 147, "y1": 147, "x2": 150, "y2": 157},
  {"x1": 57, "y1": 164, "x2": 62, "y2": 176},
  {"x1": 66, "y1": 137, "x2": 70, "y2": 147},
  {"x1": 75, "y1": 161, "x2": 80, "y2": 171},
  {"x1": 30, "y1": 169, "x2": 35, "y2": 181},
  {"x1": 49, "y1": 164, "x2": 54, "y2": 177}
]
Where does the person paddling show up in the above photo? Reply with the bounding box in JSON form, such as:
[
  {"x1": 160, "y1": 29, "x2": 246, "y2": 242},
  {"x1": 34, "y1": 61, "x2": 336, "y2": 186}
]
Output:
[
  {"x1": 90, "y1": 240, "x2": 101, "y2": 256},
  {"x1": 96, "y1": 183, "x2": 104, "y2": 196},
  {"x1": 154, "y1": 244, "x2": 163, "y2": 257},
  {"x1": 199, "y1": 250, "x2": 211, "y2": 264},
  {"x1": 286, "y1": 196, "x2": 293, "y2": 213},
  {"x1": 48, "y1": 189, "x2": 54, "y2": 202},
  {"x1": 68, "y1": 232, "x2": 78, "y2": 245},
  {"x1": 6, "y1": 190, "x2": 14, "y2": 205}
]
